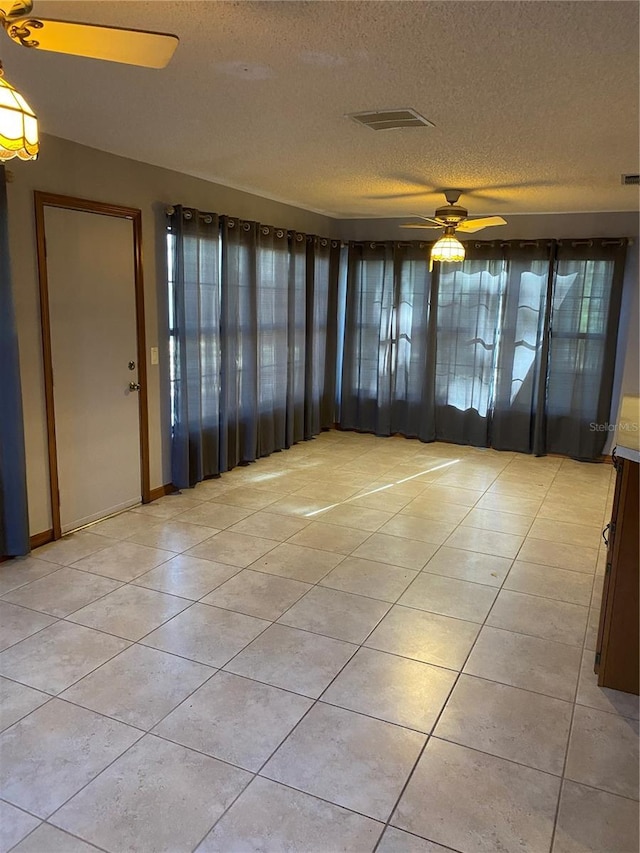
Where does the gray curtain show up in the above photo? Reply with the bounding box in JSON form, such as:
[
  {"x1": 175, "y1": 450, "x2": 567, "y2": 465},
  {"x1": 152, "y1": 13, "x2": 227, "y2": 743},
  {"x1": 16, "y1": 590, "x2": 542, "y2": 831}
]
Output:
[
  {"x1": 169, "y1": 209, "x2": 222, "y2": 487},
  {"x1": 491, "y1": 241, "x2": 553, "y2": 454},
  {"x1": 305, "y1": 235, "x2": 340, "y2": 433},
  {"x1": 431, "y1": 253, "x2": 504, "y2": 446},
  {"x1": 340, "y1": 241, "x2": 433, "y2": 438},
  {"x1": 0, "y1": 166, "x2": 30, "y2": 555},
  {"x1": 545, "y1": 239, "x2": 627, "y2": 459},
  {"x1": 169, "y1": 207, "x2": 339, "y2": 489},
  {"x1": 339, "y1": 238, "x2": 628, "y2": 460}
]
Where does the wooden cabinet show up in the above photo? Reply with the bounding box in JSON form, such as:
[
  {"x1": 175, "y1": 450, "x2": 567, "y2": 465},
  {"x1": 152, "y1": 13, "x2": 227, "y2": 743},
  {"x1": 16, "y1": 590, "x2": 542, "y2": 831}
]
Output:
[{"x1": 595, "y1": 453, "x2": 639, "y2": 694}]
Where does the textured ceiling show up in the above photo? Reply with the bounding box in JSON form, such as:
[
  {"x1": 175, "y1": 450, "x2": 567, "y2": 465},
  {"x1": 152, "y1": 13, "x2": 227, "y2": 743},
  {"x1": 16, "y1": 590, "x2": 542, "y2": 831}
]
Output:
[{"x1": 3, "y1": 0, "x2": 639, "y2": 218}]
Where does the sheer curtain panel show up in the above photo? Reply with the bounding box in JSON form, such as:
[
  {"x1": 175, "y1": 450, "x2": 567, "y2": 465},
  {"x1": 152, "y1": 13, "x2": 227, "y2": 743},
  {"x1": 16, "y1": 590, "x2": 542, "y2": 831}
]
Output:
[
  {"x1": 432, "y1": 253, "x2": 504, "y2": 446},
  {"x1": 169, "y1": 209, "x2": 222, "y2": 488},
  {"x1": 168, "y1": 207, "x2": 339, "y2": 489},
  {"x1": 338, "y1": 238, "x2": 628, "y2": 461},
  {"x1": 491, "y1": 241, "x2": 553, "y2": 454},
  {"x1": 545, "y1": 239, "x2": 627, "y2": 459},
  {"x1": 340, "y1": 242, "x2": 434, "y2": 439}
]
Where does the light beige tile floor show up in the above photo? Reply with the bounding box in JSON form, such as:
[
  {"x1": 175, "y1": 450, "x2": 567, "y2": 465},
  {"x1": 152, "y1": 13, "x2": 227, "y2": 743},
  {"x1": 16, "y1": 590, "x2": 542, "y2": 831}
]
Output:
[{"x1": 0, "y1": 431, "x2": 637, "y2": 853}]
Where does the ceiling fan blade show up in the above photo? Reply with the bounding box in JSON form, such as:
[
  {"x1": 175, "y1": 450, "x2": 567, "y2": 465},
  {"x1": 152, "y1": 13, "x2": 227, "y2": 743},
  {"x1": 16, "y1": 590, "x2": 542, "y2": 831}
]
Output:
[
  {"x1": 6, "y1": 17, "x2": 179, "y2": 68},
  {"x1": 456, "y1": 216, "x2": 507, "y2": 233},
  {"x1": 1, "y1": 0, "x2": 33, "y2": 19},
  {"x1": 400, "y1": 223, "x2": 442, "y2": 229},
  {"x1": 412, "y1": 214, "x2": 442, "y2": 225}
]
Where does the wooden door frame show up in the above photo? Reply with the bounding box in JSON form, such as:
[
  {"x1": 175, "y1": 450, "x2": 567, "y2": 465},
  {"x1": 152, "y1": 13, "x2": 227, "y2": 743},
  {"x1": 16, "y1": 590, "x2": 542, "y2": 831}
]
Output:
[{"x1": 34, "y1": 191, "x2": 151, "y2": 539}]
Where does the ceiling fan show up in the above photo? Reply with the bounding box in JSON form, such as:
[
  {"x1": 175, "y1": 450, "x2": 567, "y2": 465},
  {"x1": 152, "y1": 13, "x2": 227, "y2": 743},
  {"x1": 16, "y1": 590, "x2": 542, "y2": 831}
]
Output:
[
  {"x1": 401, "y1": 189, "x2": 507, "y2": 235},
  {"x1": 0, "y1": 0, "x2": 179, "y2": 161},
  {"x1": 0, "y1": 0, "x2": 179, "y2": 68},
  {"x1": 400, "y1": 189, "x2": 507, "y2": 265}
]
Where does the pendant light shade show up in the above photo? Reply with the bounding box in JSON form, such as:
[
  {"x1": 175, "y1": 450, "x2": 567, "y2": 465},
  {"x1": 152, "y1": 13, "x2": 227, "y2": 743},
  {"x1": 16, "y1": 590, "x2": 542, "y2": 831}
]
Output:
[
  {"x1": 0, "y1": 64, "x2": 39, "y2": 161},
  {"x1": 431, "y1": 232, "x2": 465, "y2": 264}
]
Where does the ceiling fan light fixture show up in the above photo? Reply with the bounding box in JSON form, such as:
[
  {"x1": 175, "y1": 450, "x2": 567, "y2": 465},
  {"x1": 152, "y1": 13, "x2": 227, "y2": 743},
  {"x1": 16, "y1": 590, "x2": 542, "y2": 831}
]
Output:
[
  {"x1": 0, "y1": 63, "x2": 38, "y2": 161},
  {"x1": 431, "y1": 232, "x2": 465, "y2": 264}
]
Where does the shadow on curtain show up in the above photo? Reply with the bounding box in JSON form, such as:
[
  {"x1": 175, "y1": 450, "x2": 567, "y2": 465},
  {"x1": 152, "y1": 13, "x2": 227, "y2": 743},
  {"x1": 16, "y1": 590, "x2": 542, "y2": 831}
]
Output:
[
  {"x1": 0, "y1": 166, "x2": 30, "y2": 555},
  {"x1": 340, "y1": 237, "x2": 627, "y2": 460}
]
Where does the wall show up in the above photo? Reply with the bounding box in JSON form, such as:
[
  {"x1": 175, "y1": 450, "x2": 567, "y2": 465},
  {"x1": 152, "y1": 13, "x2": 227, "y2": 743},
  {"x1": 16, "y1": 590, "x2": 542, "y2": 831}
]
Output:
[
  {"x1": 337, "y1": 212, "x2": 639, "y2": 243},
  {"x1": 7, "y1": 134, "x2": 337, "y2": 536},
  {"x1": 7, "y1": 134, "x2": 639, "y2": 535}
]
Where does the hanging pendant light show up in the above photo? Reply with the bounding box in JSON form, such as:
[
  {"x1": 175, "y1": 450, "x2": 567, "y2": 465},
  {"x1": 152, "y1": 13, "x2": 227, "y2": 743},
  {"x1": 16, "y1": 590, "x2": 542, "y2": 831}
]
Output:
[
  {"x1": 0, "y1": 62, "x2": 39, "y2": 161},
  {"x1": 431, "y1": 227, "x2": 465, "y2": 265}
]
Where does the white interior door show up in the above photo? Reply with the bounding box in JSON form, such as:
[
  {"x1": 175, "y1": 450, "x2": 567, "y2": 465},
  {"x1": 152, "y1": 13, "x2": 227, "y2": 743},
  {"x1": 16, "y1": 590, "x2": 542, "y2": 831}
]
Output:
[{"x1": 45, "y1": 206, "x2": 142, "y2": 533}]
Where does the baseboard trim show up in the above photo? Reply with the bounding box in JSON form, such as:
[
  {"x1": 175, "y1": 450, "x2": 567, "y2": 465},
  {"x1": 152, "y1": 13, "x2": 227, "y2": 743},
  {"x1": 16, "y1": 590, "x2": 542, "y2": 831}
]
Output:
[
  {"x1": 148, "y1": 483, "x2": 177, "y2": 502},
  {"x1": 1, "y1": 527, "x2": 54, "y2": 561},
  {"x1": 31, "y1": 529, "x2": 54, "y2": 549},
  {"x1": 3, "y1": 487, "x2": 174, "y2": 560}
]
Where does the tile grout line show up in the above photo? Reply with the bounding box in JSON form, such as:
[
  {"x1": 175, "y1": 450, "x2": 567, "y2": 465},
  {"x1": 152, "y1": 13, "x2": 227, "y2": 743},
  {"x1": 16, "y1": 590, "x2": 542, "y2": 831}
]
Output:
[
  {"x1": 369, "y1": 468, "x2": 540, "y2": 853},
  {"x1": 368, "y1": 449, "x2": 608, "y2": 850},
  {"x1": 184, "y1": 564, "x2": 387, "y2": 852},
  {"x1": 4, "y1": 435, "x2": 622, "y2": 851},
  {"x1": 185, "y1": 466, "x2": 489, "y2": 850},
  {"x1": 548, "y1": 551, "x2": 601, "y2": 852},
  {"x1": 5, "y1": 817, "x2": 112, "y2": 853},
  {"x1": 184, "y1": 493, "x2": 471, "y2": 851},
  {"x1": 536, "y1": 454, "x2": 594, "y2": 852}
]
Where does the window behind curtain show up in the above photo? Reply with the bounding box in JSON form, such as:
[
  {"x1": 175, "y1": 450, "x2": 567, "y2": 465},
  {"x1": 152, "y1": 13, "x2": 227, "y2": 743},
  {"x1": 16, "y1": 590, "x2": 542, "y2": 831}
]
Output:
[
  {"x1": 547, "y1": 261, "x2": 610, "y2": 419},
  {"x1": 306, "y1": 237, "x2": 338, "y2": 435},
  {"x1": 545, "y1": 242, "x2": 626, "y2": 459},
  {"x1": 507, "y1": 268, "x2": 548, "y2": 405},
  {"x1": 168, "y1": 211, "x2": 222, "y2": 486},
  {"x1": 167, "y1": 207, "x2": 339, "y2": 488},
  {"x1": 286, "y1": 235, "x2": 307, "y2": 444},
  {"x1": 338, "y1": 238, "x2": 626, "y2": 460},
  {"x1": 435, "y1": 261, "x2": 504, "y2": 417},
  {"x1": 351, "y1": 246, "x2": 394, "y2": 401},
  {"x1": 340, "y1": 242, "x2": 433, "y2": 437},
  {"x1": 167, "y1": 231, "x2": 177, "y2": 430},
  {"x1": 395, "y1": 255, "x2": 430, "y2": 403},
  {"x1": 256, "y1": 228, "x2": 290, "y2": 451},
  {"x1": 491, "y1": 247, "x2": 551, "y2": 454},
  {"x1": 431, "y1": 260, "x2": 505, "y2": 447},
  {"x1": 308, "y1": 247, "x2": 329, "y2": 413},
  {"x1": 340, "y1": 243, "x2": 395, "y2": 432}
]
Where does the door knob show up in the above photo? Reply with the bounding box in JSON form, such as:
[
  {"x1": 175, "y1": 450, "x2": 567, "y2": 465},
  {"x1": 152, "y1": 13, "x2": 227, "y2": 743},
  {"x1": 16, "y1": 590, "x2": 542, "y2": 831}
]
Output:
[{"x1": 129, "y1": 382, "x2": 141, "y2": 392}]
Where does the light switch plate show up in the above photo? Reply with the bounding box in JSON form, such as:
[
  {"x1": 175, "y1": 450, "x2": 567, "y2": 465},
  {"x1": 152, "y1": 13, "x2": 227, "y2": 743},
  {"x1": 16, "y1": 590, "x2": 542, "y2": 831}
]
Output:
[{"x1": 150, "y1": 346, "x2": 159, "y2": 365}]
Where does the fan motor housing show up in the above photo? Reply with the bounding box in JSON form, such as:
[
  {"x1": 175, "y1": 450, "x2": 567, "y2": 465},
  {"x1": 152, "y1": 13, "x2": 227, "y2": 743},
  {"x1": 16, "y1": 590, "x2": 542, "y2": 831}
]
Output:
[{"x1": 434, "y1": 204, "x2": 468, "y2": 224}]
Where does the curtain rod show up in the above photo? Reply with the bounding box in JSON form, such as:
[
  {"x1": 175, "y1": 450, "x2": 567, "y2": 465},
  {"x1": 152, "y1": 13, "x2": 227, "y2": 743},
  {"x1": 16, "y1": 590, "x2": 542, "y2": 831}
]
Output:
[
  {"x1": 165, "y1": 206, "x2": 345, "y2": 245},
  {"x1": 165, "y1": 209, "x2": 634, "y2": 247},
  {"x1": 165, "y1": 206, "x2": 214, "y2": 223}
]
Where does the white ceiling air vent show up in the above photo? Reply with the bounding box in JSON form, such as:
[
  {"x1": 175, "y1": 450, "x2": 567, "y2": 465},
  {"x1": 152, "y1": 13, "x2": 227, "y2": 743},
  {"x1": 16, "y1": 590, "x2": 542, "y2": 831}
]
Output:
[
  {"x1": 621, "y1": 174, "x2": 640, "y2": 185},
  {"x1": 347, "y1": 108, "x2": 435, "y2": 131}
]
